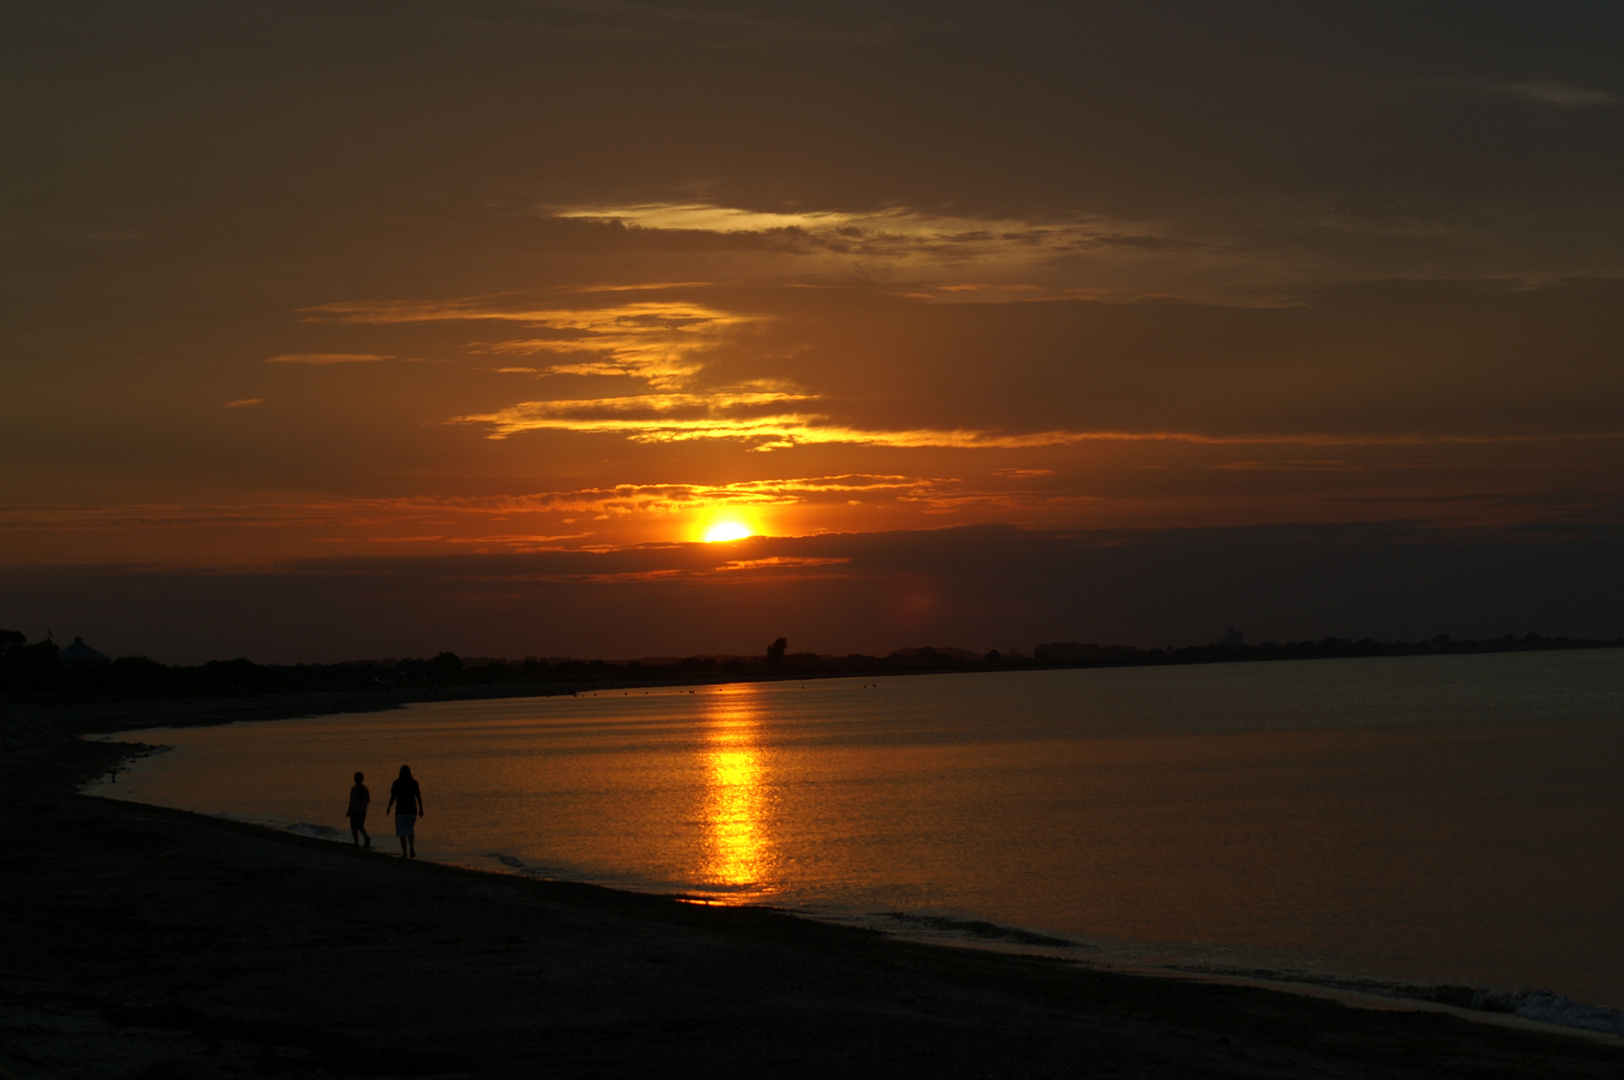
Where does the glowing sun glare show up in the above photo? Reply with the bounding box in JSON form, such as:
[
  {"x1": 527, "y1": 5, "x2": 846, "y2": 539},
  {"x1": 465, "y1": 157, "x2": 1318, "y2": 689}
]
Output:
[{"x1": 704, "y1": 521, "x2": 753, "y2": 543}]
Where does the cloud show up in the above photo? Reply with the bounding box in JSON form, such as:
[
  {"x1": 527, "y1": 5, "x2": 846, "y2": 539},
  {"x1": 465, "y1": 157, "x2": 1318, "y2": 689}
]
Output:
[
  {"x1": 1492, "y1": 81, "x2": 1616, "y2": 108},
  {"x1": 305, "y1": 297, "x2": 757, "y2": 390},
  {"x1": 449, "y1": 390, "x2": 1121, "y2": 450},
  {"x1": 451, "y1": 386, "x2": 1624, "y2": 451},
  {"x1": 224, "y1": 398, "x2": 264, "y2": 408},
  {"x1": 549, "y1": 201, "x2": 1186, "y2": 275},
  {"x1": 569, "y1": 553, "x2": 855, "y2": 585},
  {"x1": 265, "y1": 353, "x2": 394, "y2": 365},
  {"x1": 301, "y1": 297, "x2": 744, "y2": 328},
  {"x1": 292, "y1": 279, "x2": 1624, "y2": 466},
  {"x1": 562, "y1": 281, "x2": 716, "y2": 293},
  {"x1": 0, "y1": 476, "x2": 955, "y2": 536},
  {"x1": 345, "y1": 476, "x2": 936, "y2": 518}
]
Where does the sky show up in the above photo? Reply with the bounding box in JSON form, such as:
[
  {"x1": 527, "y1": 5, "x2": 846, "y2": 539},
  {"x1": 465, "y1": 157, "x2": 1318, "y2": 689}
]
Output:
[{"x1": 4, "y1": 1, "x2": 1623, "y2": 662}]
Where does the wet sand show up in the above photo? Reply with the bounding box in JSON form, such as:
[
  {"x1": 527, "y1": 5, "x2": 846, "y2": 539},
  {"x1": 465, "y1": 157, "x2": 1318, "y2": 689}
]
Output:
[{"x1": 5, "y1": 724, "x2": 1624, "y2": 1078}]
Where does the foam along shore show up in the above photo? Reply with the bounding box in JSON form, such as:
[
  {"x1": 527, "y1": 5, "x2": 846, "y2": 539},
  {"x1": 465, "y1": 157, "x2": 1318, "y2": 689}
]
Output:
[{"x1": 4, "y1": 728, "x2": 1623, "y2": 1079}]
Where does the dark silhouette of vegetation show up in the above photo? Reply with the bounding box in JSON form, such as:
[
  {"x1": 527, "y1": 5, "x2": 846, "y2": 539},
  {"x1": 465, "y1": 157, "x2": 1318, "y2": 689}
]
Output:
[
  {"x1": 1, "y1": 627, "x2": 1620, "y2": 706},
  {"x1": 1, "y1": 630, "x2": 60, "y2": 680}
]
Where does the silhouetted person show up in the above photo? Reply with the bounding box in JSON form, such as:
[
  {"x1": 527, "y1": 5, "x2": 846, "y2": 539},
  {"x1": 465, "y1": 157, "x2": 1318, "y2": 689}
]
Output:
[
  {"x1": 385, "y1": 764, "x2": 424, "y2": 859},
  {"x1": 347, "y1": 771, "x2": 371, "y2": 849}
]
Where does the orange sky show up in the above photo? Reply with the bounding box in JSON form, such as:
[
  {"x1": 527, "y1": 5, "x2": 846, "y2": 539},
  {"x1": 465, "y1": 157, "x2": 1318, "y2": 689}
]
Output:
[{"x1": 3, "y1": 2, "x2": 1623, "y2": 659}]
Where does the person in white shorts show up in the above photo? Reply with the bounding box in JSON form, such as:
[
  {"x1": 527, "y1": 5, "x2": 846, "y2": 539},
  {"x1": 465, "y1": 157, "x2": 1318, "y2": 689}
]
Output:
[{"x1": 385, "y1": 764, "x2": 424, "y2": 859}]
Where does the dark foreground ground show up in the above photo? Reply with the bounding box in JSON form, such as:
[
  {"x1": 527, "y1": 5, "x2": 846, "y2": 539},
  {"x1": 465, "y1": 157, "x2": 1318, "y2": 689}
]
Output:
[{"x1": 4, "y1": 729, "x2": 1624, "y2": 1079}]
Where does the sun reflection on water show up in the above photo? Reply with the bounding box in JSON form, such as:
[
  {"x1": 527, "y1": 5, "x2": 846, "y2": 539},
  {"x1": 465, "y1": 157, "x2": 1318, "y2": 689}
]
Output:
[{"x1": 699, "y1": 685, "x2": 775, "y2": 896}]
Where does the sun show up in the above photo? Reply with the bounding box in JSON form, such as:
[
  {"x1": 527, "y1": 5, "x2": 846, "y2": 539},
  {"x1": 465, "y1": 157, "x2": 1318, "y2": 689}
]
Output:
[{"x1": 704, "y1": 521, "x2": 754, "y2": 543}]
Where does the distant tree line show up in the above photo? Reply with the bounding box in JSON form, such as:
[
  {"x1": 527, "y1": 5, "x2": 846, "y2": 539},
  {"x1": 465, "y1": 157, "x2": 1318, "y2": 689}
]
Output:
[{"x1": 2, "y1": 628, "x2": 1619, "y2": 703}]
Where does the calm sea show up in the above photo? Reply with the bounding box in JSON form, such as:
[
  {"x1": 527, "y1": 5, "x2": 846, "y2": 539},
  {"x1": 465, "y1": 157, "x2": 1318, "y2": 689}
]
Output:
[{"x1": 94, "y1": 650, "x2": 1624, "y2": 1016}]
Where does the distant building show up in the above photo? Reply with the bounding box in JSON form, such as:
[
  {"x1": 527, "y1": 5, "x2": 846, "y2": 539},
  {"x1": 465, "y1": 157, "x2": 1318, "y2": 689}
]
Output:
[
  {"x1": 59, "y1": 636, "x2": 111, "y2": 668},
  {"x1": 1222, "y1": 627, "x2": 1244, "y2": 647}
]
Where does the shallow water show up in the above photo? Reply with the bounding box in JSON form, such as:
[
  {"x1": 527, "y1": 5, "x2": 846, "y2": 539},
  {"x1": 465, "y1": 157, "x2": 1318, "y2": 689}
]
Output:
[{"x1": 96, "y1": 650, "x2": 1624, "y2": 1011}]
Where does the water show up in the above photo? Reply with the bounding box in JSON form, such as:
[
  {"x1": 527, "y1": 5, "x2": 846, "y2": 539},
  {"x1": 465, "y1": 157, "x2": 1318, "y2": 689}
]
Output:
[{"x1": 94, "y1": 649, "x2": 1624, "y2": 1018}]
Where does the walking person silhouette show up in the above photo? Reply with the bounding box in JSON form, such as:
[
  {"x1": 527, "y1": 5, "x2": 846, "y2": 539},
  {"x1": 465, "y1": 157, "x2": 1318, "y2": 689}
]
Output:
[
  {"x1": 346, "y1": 771, "x2": 371, "y2": 848},
  {"x1": 385, "y1": 765, "x2": 424, "y2": 859}
]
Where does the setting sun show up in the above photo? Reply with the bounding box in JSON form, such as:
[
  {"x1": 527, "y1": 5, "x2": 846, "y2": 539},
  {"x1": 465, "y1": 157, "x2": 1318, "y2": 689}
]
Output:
[{"x1": 703, "y1": 521, "x2": 753, "y2": 543}]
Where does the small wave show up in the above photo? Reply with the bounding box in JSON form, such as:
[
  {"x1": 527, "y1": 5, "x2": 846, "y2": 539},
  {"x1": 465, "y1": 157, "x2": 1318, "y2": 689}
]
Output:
[
  {"x1": 287, "y1": 822, "x2": 341, "y2": 838},
  {"x1": 878, "y1": 912, "x2": 1092, "y2": 950},
  {"x1": 482, "y1": 853, "x2": 572, "y2": 878},
  {"x1": 1474, "y1": 988, "x2": 1624, "y2": 1035},
  {"x1": 1167, "y1": 964, "x2": 1624, "y2": 1036}
]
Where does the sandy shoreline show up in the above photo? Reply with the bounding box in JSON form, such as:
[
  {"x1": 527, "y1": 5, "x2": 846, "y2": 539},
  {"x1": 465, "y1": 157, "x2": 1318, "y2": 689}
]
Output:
[{"x1": 3, "y1": 726, "x2": 1622, "y2": 1078}]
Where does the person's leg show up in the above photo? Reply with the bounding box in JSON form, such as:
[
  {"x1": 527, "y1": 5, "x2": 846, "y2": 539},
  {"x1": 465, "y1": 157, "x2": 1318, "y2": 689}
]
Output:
[
  {"x1": 399, "y1": 833, "x2": 408, "y2": 857},
  {"x1": 361, "y1": 825, "x2": 370, "y2": 848}
]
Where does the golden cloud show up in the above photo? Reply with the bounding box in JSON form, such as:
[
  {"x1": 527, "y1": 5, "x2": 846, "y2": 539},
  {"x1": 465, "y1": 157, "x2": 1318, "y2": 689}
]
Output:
[
  {"x1": 569, "y1": 555, "x2": 855, "y2": 586},
  {"x1": 302, "y1": 298, "x2": 756, "y2": 390},
  {"x1": 342, "y1": 475, "x2": 953, "y2": 518},
  {"x1": 546, "y1": 202, "x2": 1179, "y2": 281},
  {"x1": 449, "y1": 391, "x2": 1123, "y2": 450}
]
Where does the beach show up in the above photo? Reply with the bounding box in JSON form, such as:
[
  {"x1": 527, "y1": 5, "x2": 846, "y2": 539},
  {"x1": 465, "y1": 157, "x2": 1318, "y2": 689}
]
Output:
[{"x1": 4, "y1": 713, "x2": 1624, "y2": 1079}]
